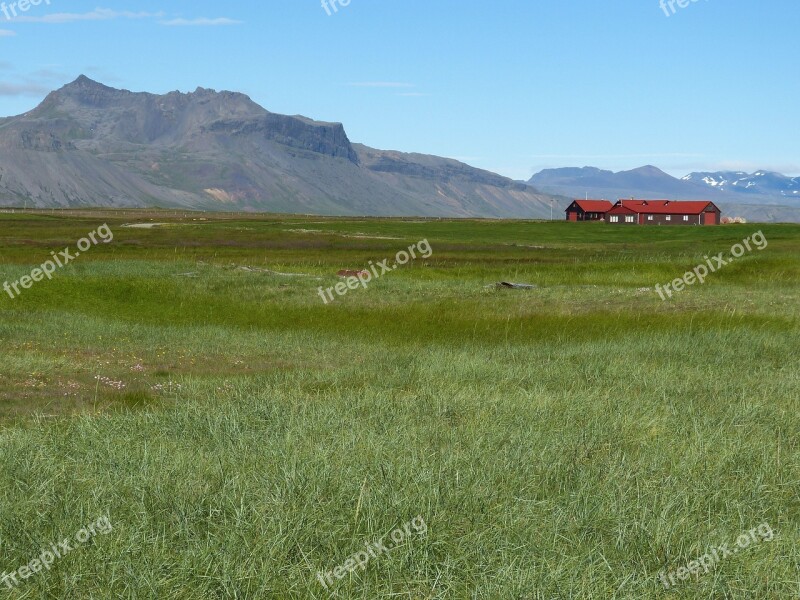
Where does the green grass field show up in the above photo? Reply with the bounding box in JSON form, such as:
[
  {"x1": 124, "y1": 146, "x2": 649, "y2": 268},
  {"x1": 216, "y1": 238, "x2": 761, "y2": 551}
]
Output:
[{"x1": 0, "y1": 210, "x2": 798, "y2": 598}]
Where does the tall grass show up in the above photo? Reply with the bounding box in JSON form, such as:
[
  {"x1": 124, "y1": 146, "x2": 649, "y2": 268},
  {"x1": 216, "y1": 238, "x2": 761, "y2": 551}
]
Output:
[{"x1": 0, "y1": 212, "x2": 797, "y2": 598}]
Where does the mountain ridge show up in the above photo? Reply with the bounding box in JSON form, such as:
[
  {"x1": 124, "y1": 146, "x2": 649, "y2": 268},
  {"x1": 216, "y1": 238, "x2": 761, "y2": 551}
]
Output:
[{"x1": 0, "y1": 76, "x2": 559, "y2": 218}]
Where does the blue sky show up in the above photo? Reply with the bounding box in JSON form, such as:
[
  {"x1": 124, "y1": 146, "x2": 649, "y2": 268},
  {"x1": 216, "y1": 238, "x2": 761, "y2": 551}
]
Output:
[{"x1": 1, "y1": 0, "x2": 798, "y2": 180}]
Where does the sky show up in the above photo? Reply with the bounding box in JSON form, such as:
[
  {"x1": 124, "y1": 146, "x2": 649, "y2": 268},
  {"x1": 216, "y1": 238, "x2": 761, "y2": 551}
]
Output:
[{"x1": 0, "y1": 0, "x2": 798, "y2": 180}]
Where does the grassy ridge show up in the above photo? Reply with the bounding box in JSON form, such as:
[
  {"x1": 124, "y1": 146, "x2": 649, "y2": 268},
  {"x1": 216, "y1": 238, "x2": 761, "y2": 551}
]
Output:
[{"x1": 0, "y1": 212, "x2": 798, "y2": 598}]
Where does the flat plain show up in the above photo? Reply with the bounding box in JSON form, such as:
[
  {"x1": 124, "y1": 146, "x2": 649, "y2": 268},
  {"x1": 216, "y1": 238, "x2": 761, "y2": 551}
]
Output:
[{"x1": 0, "y1": 210, "x2": 798, "y2": 598}]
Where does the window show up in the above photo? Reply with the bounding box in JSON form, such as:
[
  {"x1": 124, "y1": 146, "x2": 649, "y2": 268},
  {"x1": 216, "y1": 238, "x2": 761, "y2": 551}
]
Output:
[
  {"x1": 609, "y1": 216, "x2": 619, "y2": 223},
  {"x1": 666, "y1": 215, "x2": 672, "y2": 221},
  {"x1": 647, "y1": 215, "x2": 654, "y2": 221},
  {"x1": 683, "y1": 215, "x2": 689, "y2": 221},
  {"x1": 625, "y1": 215, "x2": 635, "y2": 223}
]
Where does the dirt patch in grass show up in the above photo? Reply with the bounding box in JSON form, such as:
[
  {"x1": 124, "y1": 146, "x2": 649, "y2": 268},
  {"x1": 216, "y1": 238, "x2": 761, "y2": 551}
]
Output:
[{"x1": 0, "y1": 342, "x2": 307, "y2": 421}]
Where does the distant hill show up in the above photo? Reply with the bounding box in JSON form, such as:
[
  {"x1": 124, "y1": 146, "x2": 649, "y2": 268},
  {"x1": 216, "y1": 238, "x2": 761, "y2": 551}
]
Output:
[
  {"x1": 0, "y1": 76, "x2": 559, "y2": 218},
  {"x1": 682, "y1": 170, "x2": 800, "y2": 199},
  {"x1": 528, "y1": 166, "x2": 800, "y2": 222}
]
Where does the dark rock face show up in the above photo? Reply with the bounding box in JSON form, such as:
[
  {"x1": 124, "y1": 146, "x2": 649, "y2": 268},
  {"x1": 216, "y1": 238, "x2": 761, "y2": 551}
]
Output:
[
  {"x1": 16, "y1": 131, "x2": 73, "y2": 151},
  {"x1": 206, "y1": 115, "x2": 359, "y2": 163}
]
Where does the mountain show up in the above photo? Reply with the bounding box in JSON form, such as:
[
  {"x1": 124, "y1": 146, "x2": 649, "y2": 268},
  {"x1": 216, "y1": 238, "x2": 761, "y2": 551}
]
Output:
[
  {"x1": 0, "y1": 76, "x2": 559, "y2": 218},
  {"x1": 529, "y1": 165, "x2": 703, "y2": 198},
  {"x1": 682, "y1": 170, "x2": 800, "y2": 199},
  {"x1": 528, "y1": 166, "x2": 800, "y2": 222}
]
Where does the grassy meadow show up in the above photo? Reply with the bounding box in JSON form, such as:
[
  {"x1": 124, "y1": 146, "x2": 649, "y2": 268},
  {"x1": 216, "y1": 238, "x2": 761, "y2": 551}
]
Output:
[{"x1": 0, "y1": 209, "x2": 798, "y2": 598}]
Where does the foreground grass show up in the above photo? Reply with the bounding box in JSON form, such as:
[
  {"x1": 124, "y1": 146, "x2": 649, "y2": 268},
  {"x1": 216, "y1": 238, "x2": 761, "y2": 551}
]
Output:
[{"x1": 0, "y1": 211, "x2": 798, "y2": 598}]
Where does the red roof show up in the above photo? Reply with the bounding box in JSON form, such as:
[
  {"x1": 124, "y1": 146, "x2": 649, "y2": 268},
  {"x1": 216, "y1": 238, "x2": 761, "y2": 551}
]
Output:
[
  {"x1": 611, "y1": 200, "x2": 716, "y2": 215},
  {"x1": 569, "y1": 200, "x2": 614, "y2": 212},
  {"x1": 606, "y1": 204, "x2": 637, "y2": 214}
]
